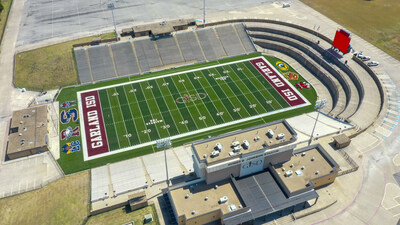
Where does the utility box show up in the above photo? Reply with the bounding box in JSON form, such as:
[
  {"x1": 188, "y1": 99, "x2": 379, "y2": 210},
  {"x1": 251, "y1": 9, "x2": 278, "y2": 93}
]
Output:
[
  {"x1": 144, "y1": 214, "x2": 153, "y2": 223},
  {"x1": 332, "y1": 134, "x2": 351, "y2": 148}
]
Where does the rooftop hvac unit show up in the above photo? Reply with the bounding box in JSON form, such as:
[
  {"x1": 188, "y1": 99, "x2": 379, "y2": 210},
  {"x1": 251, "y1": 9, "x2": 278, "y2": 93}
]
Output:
[
  {"x1": 242, "y1": 140, "x2": 250, "y2": 149},
  {"x1": 229, "y1": 204, "x2": 237, "y2": 211},
  {"x1": 277, "y1": 133, "x2": 285, "y2": 140},
  {"x1": 267, "y1": 129, "x2": 274, "y2": 138},
  {"x1": 311, "y1": 157, "x2": 316, "y2": 162},
  {"x1": 219, "y1": 196, "x2": 228, "y2": 204},
  {"x1": 211, "y1": 150, "x2": 220, "y2": 157},
  {"x1": 232, "y1": 141, "x2": 240, "y2": 147},
  {"x1": 228, "y1": 152, "x2": 236, "y2": 156},
  {"x1": 215, "y1": 143, "x2": 223, "y2": 151},
  {"x1": 285, "y1": 170, "x2": 293, "y2": 177},
  {"x1": 295, "y1": 169, "x2": 303, "y2": 176},
  {"x1": 233, "y1": 145, "x2": 241, "y2": 153}
]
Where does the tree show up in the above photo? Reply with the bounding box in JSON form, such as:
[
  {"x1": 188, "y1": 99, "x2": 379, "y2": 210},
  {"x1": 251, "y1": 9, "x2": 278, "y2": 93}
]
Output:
[{"x1": 0, "y1": 2, "x2": 4, "y2": 13}]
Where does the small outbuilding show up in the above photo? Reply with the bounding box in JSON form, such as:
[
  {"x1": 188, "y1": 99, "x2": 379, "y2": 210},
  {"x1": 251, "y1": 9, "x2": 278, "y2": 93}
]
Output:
[
  {"x1": 6, "y1": 105, "x2": 49, "y2": 160},
  {"x1": 332, "y1": 133, "x2": 351, "y2": 148}
]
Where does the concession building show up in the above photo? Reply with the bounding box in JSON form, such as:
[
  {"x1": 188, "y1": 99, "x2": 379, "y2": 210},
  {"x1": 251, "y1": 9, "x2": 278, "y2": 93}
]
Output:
[
  {"x1": 6, "y1": 105, "x2": 49, "y2": 160},
  {"x1": 168, "y1": 120, "x2": 340, "y2": 225}
]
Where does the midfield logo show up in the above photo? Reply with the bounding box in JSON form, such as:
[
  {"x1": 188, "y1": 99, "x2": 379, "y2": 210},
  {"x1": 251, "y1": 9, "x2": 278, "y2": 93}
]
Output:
[{"x1": 175, "y1": 93, "x2": 207, "y2": 104}]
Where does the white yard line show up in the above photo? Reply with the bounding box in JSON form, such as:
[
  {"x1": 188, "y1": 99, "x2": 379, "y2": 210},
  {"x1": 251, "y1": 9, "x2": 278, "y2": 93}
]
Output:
[
  {"x1": 177, "y1": 74, "x2": 217, "y2": 127},
  {"x1": 212, "y1": 67, "x2": 253, "y2": 118},
  {"x1": 152, "y1": 80, "x2": 184, "y2": 135},
  {"x1": 137, "y1": 83, "x2": 162, "y2": 139},
  {"x1": 105, "y1": 89, "x2": 122, "y2": 150},
  {"x1": 84, "y1": 101, "x2": 309, "y2": 160},
  {"x1": 145, "y1": 81, "x2": 172, "y2": 138},
  {"x1": 122, "y1": 86, "x2": 141, "y2": 144},
  {"x1": 198, "y1": 70, "x2": 234, "y2": 122},
  {"x1": 243, "y1": 62, "x2": 285, "y2": 110},
  {"x1": 78, "y1": 56, "x2": 311, "y2": 161},
  {"x1": 124, "y1": 84, "x2": 152, "y2": 142},
  {"x1": 184, "y1": 72, "x2": 227, "y2": 124},
  {"x1": 223, "y1": 65, "x2": 263, "y2": 115}
]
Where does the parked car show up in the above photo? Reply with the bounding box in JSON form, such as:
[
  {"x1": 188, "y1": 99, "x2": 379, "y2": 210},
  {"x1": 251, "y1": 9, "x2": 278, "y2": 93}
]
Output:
[
  {"x1": 367, "y1": 61, "x2": 379, "y2": 67},
  {"x1": 354, "y1": 51, "x2": 364, "y2": 58},
  {"x1": 360, "y1": 56, "x2": 371, "y2": 61}
]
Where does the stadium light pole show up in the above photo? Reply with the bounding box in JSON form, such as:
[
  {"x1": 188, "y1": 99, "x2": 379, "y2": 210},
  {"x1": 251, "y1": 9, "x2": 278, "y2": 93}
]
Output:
[
  {"x1": 107, "y1": 2, "x2": 118, "y2": 40},
  {"x1": 308, "y1": 99, "x2": 327, "y2": 146},
  {"x1": 203, "y1": 0, "x2": 206, "y2": 28},
  {"x1": 157, "y1": 138, "x2": 172, "y2": 189}
]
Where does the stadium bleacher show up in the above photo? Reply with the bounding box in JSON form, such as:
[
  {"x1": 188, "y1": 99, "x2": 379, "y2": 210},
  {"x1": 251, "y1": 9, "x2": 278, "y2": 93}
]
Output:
[{"x1": 76, "y1": 23, "x2": 256, "y2": 84}]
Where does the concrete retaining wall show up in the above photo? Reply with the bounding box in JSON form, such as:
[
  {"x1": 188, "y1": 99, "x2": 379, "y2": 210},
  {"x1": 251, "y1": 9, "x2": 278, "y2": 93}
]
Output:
[{"x1": 352, "y1": 55, "x2": 386, "y2": 117}]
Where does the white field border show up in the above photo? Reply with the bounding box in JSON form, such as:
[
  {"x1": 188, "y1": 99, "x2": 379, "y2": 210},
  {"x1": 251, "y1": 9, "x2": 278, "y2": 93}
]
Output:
[{"x1": 77, "y1": 56, "x2": 311, "y2": 161}]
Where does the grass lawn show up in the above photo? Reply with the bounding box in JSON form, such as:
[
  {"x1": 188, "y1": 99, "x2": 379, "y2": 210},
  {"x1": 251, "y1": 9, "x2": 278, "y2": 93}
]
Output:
[
  {"x1": 86, "y1": 205, "x2": 160, "y2": 225},
  {"x1": 14, "y1": 33, "x2": 116, "y2": 91},
  {"x1": 56, "y1": 53, "x2": 317, "y2": 174},
  {"x1": 0, "y1": 0, "x2": 13, "y2": 45},
  {"x1": 0, "y1": 171, "x2": 90, "y2": 225},
  {"x1": 300, "y1": 0, "x2": 400, "y2": 60}
]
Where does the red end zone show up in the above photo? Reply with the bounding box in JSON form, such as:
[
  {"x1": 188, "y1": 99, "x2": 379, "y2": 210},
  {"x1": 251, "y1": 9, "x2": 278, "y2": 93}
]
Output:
[
  {"x1": 81, "y1": 90, "x2": 110, "y2": 157},
  {"x1": 250, "y1": 58, "x2": 306, "y2": 106}
]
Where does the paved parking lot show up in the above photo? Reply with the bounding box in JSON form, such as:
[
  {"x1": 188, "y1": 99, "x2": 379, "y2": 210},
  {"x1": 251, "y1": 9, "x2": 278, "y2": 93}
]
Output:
[{"x1": 17, "y1": 0, "x2": 273, "y2": 46}]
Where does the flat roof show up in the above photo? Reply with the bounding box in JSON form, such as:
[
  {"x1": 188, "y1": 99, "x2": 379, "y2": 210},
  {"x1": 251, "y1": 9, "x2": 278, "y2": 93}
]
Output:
[
  {"x1": 225, "y1": 170, "x2": 318, "y2": 224},
  {"x1": 272, "y1": 147, "x2": 335, "y2": 193},
  {"x1": 192, "y1": 120, "x2": 296, "y2": 165},
  {"x1": 169, "y1": 179, "x2": 244, "y2": 220},
  {"x1": 133, "y1": 18, "x2": 195, "y2": 35},
  {"x1": 7, "y1": 105, "x2": 48, "y2": 153}
]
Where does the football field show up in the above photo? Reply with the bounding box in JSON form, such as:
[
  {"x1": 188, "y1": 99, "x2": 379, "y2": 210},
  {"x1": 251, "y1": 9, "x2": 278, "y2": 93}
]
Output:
[{"x1": 78, "y1": 56, "x2": 310, "y2": 160}]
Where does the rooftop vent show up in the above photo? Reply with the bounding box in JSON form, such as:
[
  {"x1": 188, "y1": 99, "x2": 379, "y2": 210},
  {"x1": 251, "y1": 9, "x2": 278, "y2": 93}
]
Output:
[
  {"x1": 315, "y1": 171, "x2": 320, "y2": 175},
  {"x1": 191, "y1": 210, "x2": 196, "y2": 215},
  {"x1": 277, "y1": 133, "x2": 285, "y2": 140},
  {"x1": 301, "y1": 152, "x2": 306, "y2": 157},
  {"x1": 185, "y1": 194, "x2": 190, "y2": 199},
  {"x1": 19, "y1": 121, "x2": 23, "y2": 124},
  {"x1": 285, "y1": 170, "x2": 293, "y2": 177},
  {"x1": 23, "y1": 114, "x2": 31, "y2": 118},
  {"x1": 219, "y1": 196, "x2": 228, "y2": 204},
  {"x1": 211, "y1": 150, "x2": 220, "y2": 157},
  {"x1": 203, "y1": 154, "x2": 207, "y2": 159},
  {"x1": 231, "y1": 141, "x2": 240, "y2": 147},
  {"x1": 254, "y1": 136, "x2": 260, "y2": 141},
  {"x1": 242, "y1": 140, "x2": 250, "y2": 149},
  {"x1": 311, "y1": 157, "x2": 316, "y2": 162},
  {"x1": 301, "y1": 166, "x2": 305, "y2": 170},
  {"x1": 290, "y1": 164, "x2": 294, "y2": 168},
  {"x1": 233, "y1": 145, "x2": 241, "y2": 153},
  {"x1": 267, "y1": 129, "x2": 274, "y2": 138},
  {"x1": 215, "y1": 143, "x2": 222, "y2": 151},
  {"x1": 18, "y1": 133, "x2": 22, "y2": 136},
  {"x1": 215, "y1": 185, "x2": 218, "y2": 190},
  {"x1": 204, "y1": 197, "x2": 208, "y2": 201},
  {"x1": 229, "y1": 204, "x2": 237, "y2": 211},
  {"x1": 295, "y1": 169, "x2": 303, "y2": 176},
  {"x1": 282, "y1": 167, "x2": 285, "y2": 172},
  {"x1": 228, "y1": 152, "x2": 236, "y2": 156}
]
